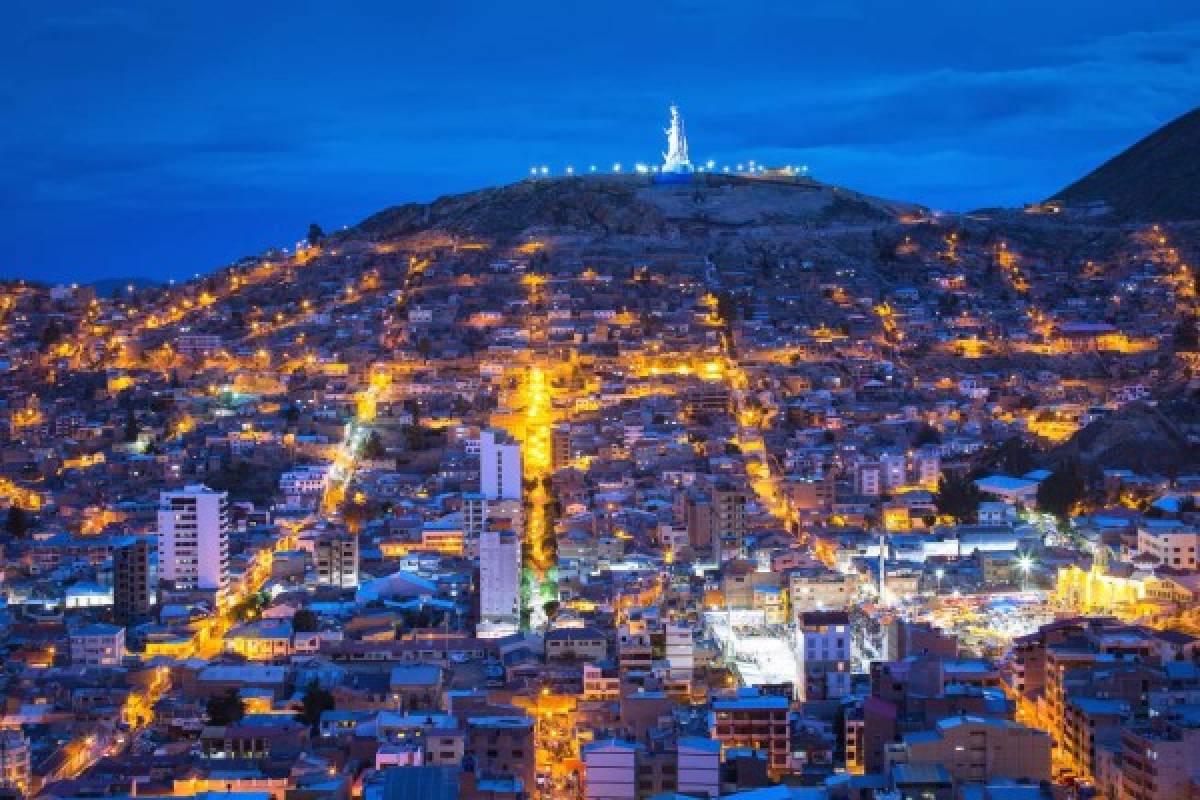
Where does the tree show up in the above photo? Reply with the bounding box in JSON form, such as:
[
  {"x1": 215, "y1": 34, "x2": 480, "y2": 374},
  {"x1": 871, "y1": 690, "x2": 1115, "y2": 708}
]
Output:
[
  {"x1": 205, "y1": 688, "x2": 245, "y2": 726},
  {"x1": 5, "y1": 507, "x2": 28, "y2": 539},
  {"x1": 123, "y1": 409, "x2": 139, "y2": 442},
  {"x1": 292, "y1": 609, "x2": 319, "y2": 632},
  {"x1": 1037, "y1": 462, "x2": 1085, "y2": 520},
  {"x1": 934, "y1": 474, "x2": 983, "y2": 523},
  {"x1": 39, "y1": 321, "x2": 62, "y2": 352},
  {"x1": 307, "y1": 223, "x2": 325, "y2": 246},
  {"x1": 989, "y1": 437, "x2": 1036, "y2": 477},
  {"x1": 362, "y1": 431, "x2": 386, "y2": 460},
  {"x1": 912, "y1": 424, "x2": 942, "y2": 446},
  {"x1": 1174, "y1": 315, "x2": 1198, "y2": 350},
  {"x1": 298, "y1": 680, "x2": 335, "y2": 733}
]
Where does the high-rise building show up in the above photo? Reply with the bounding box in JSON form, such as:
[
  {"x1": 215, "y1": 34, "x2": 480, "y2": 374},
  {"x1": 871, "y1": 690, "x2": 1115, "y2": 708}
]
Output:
[
  {"x1": 113, "y1": 536, "x2": 155, "y2": 624},
  {"x1": 478, "y1": 529, "x2": 520, "y2": 637},
  {"x1": 157, "y1": 484, "x2": 229, "y2": 595},
  {"x1": 712, "y1": 483, "x2": 748, "y2": 562},
  {"x1": 665, "y1": 622, "x2": 695, "y2": 684},
  {"x1": 479, "y1": 429, "x2": 522, "y2": 501},
  {"x1": 551, "y1": 423, "x2": 572, "y2": 470},
  {"x1": 461, "y1": 492, "x2": 488, "y2": 559},
  {"x1": 315, "y1": 531, "x2": 359, "y2": 588}
]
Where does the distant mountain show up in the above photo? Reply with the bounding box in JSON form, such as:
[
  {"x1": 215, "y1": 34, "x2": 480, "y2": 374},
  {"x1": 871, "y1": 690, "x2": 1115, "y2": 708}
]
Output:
[{"x1": 1048, "y1": 107, "x2": 1200, "y2": 221}]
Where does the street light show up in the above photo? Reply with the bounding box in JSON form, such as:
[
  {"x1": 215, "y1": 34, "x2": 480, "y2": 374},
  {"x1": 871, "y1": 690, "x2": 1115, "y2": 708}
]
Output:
[{"x1": 1017, "y1": 555, "x2": 1034, "y2": 591}]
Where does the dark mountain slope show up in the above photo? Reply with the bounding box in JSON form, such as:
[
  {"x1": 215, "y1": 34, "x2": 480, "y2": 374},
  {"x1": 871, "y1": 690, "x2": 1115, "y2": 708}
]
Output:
[{"x1": 1049, "y1": 107, "x2": 1200, "y2": 221}]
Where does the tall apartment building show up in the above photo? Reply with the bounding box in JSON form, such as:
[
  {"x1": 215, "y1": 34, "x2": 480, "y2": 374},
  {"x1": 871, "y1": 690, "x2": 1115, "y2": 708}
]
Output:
[
  {"x1": 711, "y1": 483, "x2": 748, "y2": 562},
  {"x1": 462, "y1": 492, "x2": 488, "y2": 558},
  {"x1": 157, "y1": 484, "x2": 229, "y2": 595},
  {"x1": 683, "y1": 491, "x2": 713, "y2": 554},
  {"x1": 798, "y1": 610, "x2": 851, "y2": 701},
  {"x1": 478, "y1": 529, "x2": 520, "y2": 637},
  {"x1": 665, "y1": 623, "x2": 695, "y2": 685},
  {"x1": 480, "y1": 429, "x2": 522, "y2": 501},
  {"x1": 315, "y1": 531, "x2": 359, "y2": 588},
  {"x1": 711, "y1": 688, "x2": 791, "y2": 777},
  {"x1": 551, "y1": 423, "x2": 573, "y2": 470},
  {"x1": 113, "y1": 535, "x2": 155, "y2": 624}
]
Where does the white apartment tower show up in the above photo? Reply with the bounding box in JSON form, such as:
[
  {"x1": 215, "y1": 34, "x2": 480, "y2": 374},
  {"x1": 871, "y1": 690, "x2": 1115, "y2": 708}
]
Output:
[
  {"x1": 462, "y1": 492, "x2": 488, "y2": 559},
  {"x1": 158, "y1": 484, "x2": 230, "y2": 595},
  {"x1": 480, "y1": 428, "x2": 522, "y2": 501},
  {"x1": 478, "y1": 529, "x2": 521, "y2": 637}
]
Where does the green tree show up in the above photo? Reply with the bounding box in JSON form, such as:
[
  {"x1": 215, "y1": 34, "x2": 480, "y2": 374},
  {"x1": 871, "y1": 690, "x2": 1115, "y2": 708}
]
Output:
[
  {"x1": 912, "y1": 424, "x2": 942, "y2": 446},
  {"x1": 292, "y1": 609, "x2": 319, "y2": 632},
  {"x1": 934, "y1": 474, "x2": 983, "y2": 523},
  {"x1": 5, "y1": 507, "x2": 28, "y2": 539},
  {"x1": 362, "y1": 431, "x2": 386, "y2": 460},
  {"x1": 1174, "y1": 315, "x2": 1198, "y2": 350},
  {"x1": 1037, "y1": 462, "x2": 1085, "y2": 520},
  {"x1": 39, "y1": 321, "x2": 62, "y2": 352},
  {"x1": 298, "y1": 680, "x2": 335, "y2": 733},
  {"x1": 205, "y1": 688, "x2": 245, "y2": 726},
  {"x1": 307, "y1": 223, "x2": 325, "y2": 246}
]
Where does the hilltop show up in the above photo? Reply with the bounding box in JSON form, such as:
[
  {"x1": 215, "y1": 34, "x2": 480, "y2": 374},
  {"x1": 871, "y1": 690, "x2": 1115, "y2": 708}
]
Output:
[
  {"x1": 350, "y1": 173, "x2": 923, "y2": 244},
  {"x1": 1049, "y1": 107, "x2": 1200, "y2": 222}
]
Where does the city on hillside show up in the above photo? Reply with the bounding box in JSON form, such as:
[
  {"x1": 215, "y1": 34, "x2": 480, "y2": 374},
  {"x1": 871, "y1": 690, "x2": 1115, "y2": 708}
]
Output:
[{"x1": 3, "y1": 48, "x2": 1200, "y2": 800}]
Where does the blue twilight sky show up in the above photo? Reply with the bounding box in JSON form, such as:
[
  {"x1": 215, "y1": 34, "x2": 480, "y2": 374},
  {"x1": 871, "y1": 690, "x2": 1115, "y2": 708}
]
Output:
[{"x1": 3, "y1": 1, "x2": 1200, "y2": 283}]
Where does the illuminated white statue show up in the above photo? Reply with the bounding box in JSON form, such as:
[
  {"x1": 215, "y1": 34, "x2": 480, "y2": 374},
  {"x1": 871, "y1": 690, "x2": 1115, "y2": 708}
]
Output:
[{"x1": 662, "y1": 105, "x2": 693, "y2": 174}]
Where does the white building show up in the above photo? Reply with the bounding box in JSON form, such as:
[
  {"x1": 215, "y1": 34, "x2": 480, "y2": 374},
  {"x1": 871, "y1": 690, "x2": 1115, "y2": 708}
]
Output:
[
  {"x1": 1138, "y1": 521, "x2": 1199, "y2": 570},
  {"x1": 279, "y1": 465, "x2": 330, "y2": 508},
  {"x1": 158, "y1": 484, "x2": 230, "y2": 595},
  {"x1": 480, "y1": 429, "x2": 522, "y2": 501},
  {"x1": 665, "y1": 623, "x2": 695, "y2": 683},
  {"x1": 478, "y1": 529, "x2": 521, "y2": 637},
  {"x1": 462, "y1": 492, "x2": 488, "y2": 559},
  {"x1": 315, "y1": 532, "x2": 359, "y2": 588},
  {"x1": 583, "y1": 740, "x2": 637, "y2": 800},
  {"x1": 880, "y1": 451, "x2": 907, "y2": 490},
  {"x1": 677, "y1": 737, "x2": 720, "y2": 798},
  {"x1": 70, "y1": 623, "x2": 125, "y2": 666},
  {"x1": 854, "y1": 462, "x2": 882, "y2": 496},
  {"x1": 913, "y1": 446, "x2": 941, "y2": 488}
]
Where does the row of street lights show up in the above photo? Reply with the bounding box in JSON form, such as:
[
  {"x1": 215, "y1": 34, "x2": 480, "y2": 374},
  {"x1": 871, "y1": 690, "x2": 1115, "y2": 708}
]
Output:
[{"x1": 528, "y1": 160, "x2": 810, "y2": 177}]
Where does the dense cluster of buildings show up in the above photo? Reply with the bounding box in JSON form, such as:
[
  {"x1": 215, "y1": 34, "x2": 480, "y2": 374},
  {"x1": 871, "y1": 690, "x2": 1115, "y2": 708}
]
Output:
[{"x1": 0, "y1": 174, "x2": 1196, "y2": 800}]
